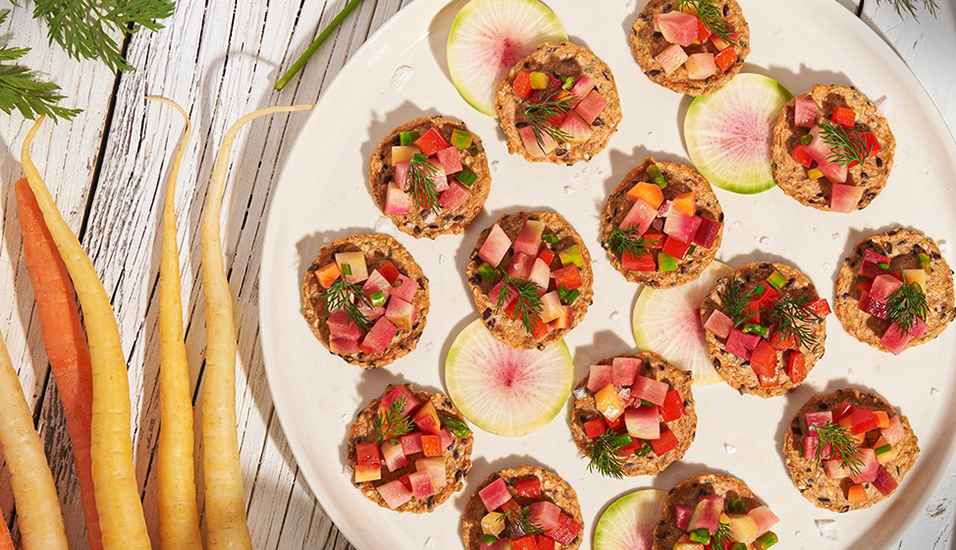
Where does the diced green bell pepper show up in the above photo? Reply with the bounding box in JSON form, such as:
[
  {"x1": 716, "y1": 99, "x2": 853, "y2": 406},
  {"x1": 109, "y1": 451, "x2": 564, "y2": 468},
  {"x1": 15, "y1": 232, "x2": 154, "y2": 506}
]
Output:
[
  {"x1": 689, "y1": 529, "x2": 711, "y2": 545},
  {"x1": 559, "y1": 245, "x2": 584, "y2": 267},
  {"x1": 399, "y1": 131, "x2": 419, "y2": 146},
  {"x1": 477, "y1": 262, "x2": 501, "y2": 283},
  {"x1": 456, "y1": 168, "x2": 477, "y2": 187},
  {"x1": 658, "y1": 253, "x2": 678, "y2": 272},
  {"x1": 767, "y1": 270, "x2": 787, "y2": 289},
  {"x1": 450, "y1": 129, "x2": 473, "y2": 149}
]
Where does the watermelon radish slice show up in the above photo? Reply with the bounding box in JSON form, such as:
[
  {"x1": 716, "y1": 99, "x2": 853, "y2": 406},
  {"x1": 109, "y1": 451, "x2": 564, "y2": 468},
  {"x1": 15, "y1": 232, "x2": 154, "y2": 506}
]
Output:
[
  {"x1": 632, "y1": 261, "x2": 733, "y2": 385},
  {"x1": 593, "y1": 489, "x2": 665, "y2": 550},
  {"x1": 684, "y1": 74, "x2": 792, "y2": 194},
  {"x1": 445, "y1": 319, "x2": 572, "y2": 436},
  {"x1": 447, "y1": 0, "x2": 568, "y2": 116}
]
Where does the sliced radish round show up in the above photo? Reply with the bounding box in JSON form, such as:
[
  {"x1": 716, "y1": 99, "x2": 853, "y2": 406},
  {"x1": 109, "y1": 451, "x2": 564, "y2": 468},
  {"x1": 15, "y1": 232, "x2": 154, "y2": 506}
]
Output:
[
  {"x1": 684, "y1": 74, "x2": 792, "y2": 194},
  {"x1": 632, "y1": 261, "x2": 733, "y2": 386},
  {"x1": 593, "y1": 489, "x2": 665, "y2": 550},
  {"x1": 447, "y1": 0, "x2": 567, "y2": 116},
  {"x1": 445, "y1": 319, "x2": 572, "y2": 436}
]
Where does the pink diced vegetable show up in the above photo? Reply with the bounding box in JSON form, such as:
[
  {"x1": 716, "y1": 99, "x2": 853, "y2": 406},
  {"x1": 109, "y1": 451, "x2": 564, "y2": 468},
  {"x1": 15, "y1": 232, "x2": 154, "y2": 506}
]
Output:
[
  {"x1": 381, "y1": 440, "x2": 407, "y2": 472},
  {"x1": 384, "y1": 183, "x2": 411, "y2": 215},
  {"x1": 620, "y1": 199, "x2": 658, "y2": 235},
  {"x1": 559, "y1": 111, "x2": 594, "y2": 143},
  {"x1": 656, "y1": 44, "x2": 688, "y2": 74},
  {"x1": 625, "y1": 405, "x2": 660, "y2": 440},
  {"x1": 518, "y1": 125, "x2": 557, "y2": 158},
  {"x1": 873, "y1": 467, "x2": 898, "y2": 495},
  {"x1": 870, "y1": 274, "x2": 903, "y2": 302},
  {"x1": 849, "y1": 448, "x2": 880, "y2": 484},
  {"x1": 514, "y1": 220, "x2": 546, "y2": 257},
  {"x1": 704, "y1": 309, "x2": 733, "y2": 339},
  {"x1": 830, "y1": 183, "x2": 862, "y2": 212},
  {"x1": 794, "y1": 97, "x2": 818, "y2": 128},
  {"x1": 478, "y1": 224, "x2": 512, "y2": 268},
  {"x1": 362, "y1": 317, "x2": 398, "y2": 354},
  {"x1": 391, "y1": 273, "x2": 419, "y2": 303},
  {"x1": 575, "y1": 90, "x2": 608, "y2": 125},
  {"x1": 685, "y1": 53, "x2": 717, "y2": 80},
  {"x1": 528, "y1": 258, "x2": 551, "y2": 294},
  {"x1": 587, "y1": 364, "x2": 616, "y2": 393},
  {"x1": 675, "y1": 505, "x2": 693, "y2": 531},
  {"x1": 747, "y1": 506, "x2": 779, "y2": 534},
  {"x1": 329, "y1": 337, "x2": 360, "y2": 354},
  {"x1": 438, "y1": 182, "x2": 471, "y2": 211},
  {"x1": 569, "y1": 74, "x2": 595, "y2": 100},
  {"x1": 611, "y1": 357, "x2": 641, "y2": 386},
  {"x1": 654, "y1": 11, "x2": 699, "y2": 46},
  {"x1": 408, "y1": 470, "x2": 435, "y2": 499},
  {"x1": 385, "y1": 297, "x2": 416, "y2": 331},
  {"x1": 692, "y1": 216, "x2": 721, "y2": 249},
  {"x1": 631, "y1": 375, "x2": 668, "y2": 406},
  {"x1": 507, "y1": 252, "x2": 535, "y2": 279},
  {"x1": 376, "y1": 480, "x2": 413, "y2": 509},
  {"x1": 328, "y1": 310, "x2": 363, "y2": 340},
  {"x1": 529, "y1": 501, "x2": 562, "y2": 531},
  {"x1": 380, "y1": 386, "x2": 421, "y2": 416},
  {"x1": 725, "y1": 328, "x2": 760, "y2": 360},
  {"x1": 663, "y1": 211, "x2": 702, "y2": 243},
  {"x1": 400, "y1": 432, "x2": 423, "y2": 455},
  {"x1": 479, "y1": 478, "x2": 512, "y2": 512},
  {"x1": 436, "y1": 146, "x2": 462, "y2": 174},
  {"x1": 394, "y1": 160, "x2": 410, "y2": 191},
  {"x1": 881, "y1": 415, "x2": 905, "y2": 445},
  {"x1": 860, "y1": 249, "x2": 890, "y2": 277}
]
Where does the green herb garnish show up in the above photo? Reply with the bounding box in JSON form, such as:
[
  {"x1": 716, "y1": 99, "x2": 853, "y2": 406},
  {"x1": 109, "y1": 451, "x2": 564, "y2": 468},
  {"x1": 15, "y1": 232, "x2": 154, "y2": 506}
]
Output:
[
  {"x1": 522, "y1": 85, "x2": 573, "y2": 152},
  {"x1": 407, "y1": 153, "x2": 441, "y2": 214},
  {"x1": 886, "y1": 271, "x2": 928, "y2": 332},
  {"x1": 878, "y1": 0, "x2": 938, "y2": 19},
  {"x1": 675, "y1": 0, "x2": 735, "y2": 44},
  {"x1": 711, "y1": 521, "x2": 734, "y2": 550},
  {"x1": 495, "y1": 273, "x2": 544, "y2": 336},
  {"x1": 818, "y1": 119, "x2": 872, "y2": 167},
  {"x1": 503, "y1": 506, "x2": 543, "y2": 538},
  {"x1": 373, "y1": 397, "x2": 414, "y2": 443},
  {"x1": 606, "y1": 226, "x2": 652, "y2": 260},
  {"x1": 439, "y1": 415, "x2": 471, "y2": 437},
  {"x1": 321, "y1": 268, "x2": 371, "y2": 332},
  {"x1": 718, "y1": 277, "x2": 759, "y2": 327},
  {"x1": 586, "y1": 430, "x2": 631, "y2": 479},
  {"x1": 814, "y1": 422, "x2": 864, "y2": 476},
  {"x1": 765, "y1": 292, "x2": 821, "y2": 349}
]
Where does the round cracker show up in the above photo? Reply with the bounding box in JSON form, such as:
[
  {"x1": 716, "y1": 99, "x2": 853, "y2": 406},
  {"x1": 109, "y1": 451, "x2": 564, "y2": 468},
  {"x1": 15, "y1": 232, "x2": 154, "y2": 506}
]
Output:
[
  {"x1": 347, "y1": 384, "x2": 474, "y2": 513},
  {"x1": 461, "y1": 466, "x2": 583, "y2": 550},
  {"x1": 834, "y1": 228, "x2": 955, "y2": 353},
  {"x1": 495, "y1": 42, "x2": 622, "y2": 165},
  {"x1": 568, "y1": 353, "x2": 696, "y2": 476},
  {"x1": 467, "y1": 211, "x2": 594, "y2": 350},
  {"x1": 601, "y1": 156, "x2": 724, "y2": 288},
  {"x1": 369, "y1": 116, "x2": 492, "y2": 239},
  {"x1": 782, "y1": 388, "x2": 919, "y2": 512},
  {"x1": 653, "y1": 473, "x2": 763, "y2": 550},
  {"x1": 700, "y1": 262, "x2": 826, "y2": 397},
  {"x1": 301, "y1": 234, "x2": 429, "y2": 368},
  {"x1": 772, "y1": 84, "x2": 896, "y2": 211},
  {"x1": 629, "y1": 0, "x2": 750, "y2": 96}
]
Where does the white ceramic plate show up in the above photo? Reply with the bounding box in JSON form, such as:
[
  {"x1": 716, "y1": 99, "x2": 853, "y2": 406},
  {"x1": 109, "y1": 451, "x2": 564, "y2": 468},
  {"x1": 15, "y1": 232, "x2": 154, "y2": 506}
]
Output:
[{"x1": 259, "y1": 0, "x2": 956, "y2": 548}]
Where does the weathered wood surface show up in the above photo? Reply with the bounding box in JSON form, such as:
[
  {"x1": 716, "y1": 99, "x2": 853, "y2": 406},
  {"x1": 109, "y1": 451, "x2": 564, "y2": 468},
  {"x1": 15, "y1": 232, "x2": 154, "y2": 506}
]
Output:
[{"x1": 0, "y1": 0, "x2": 952, "y2": 548}]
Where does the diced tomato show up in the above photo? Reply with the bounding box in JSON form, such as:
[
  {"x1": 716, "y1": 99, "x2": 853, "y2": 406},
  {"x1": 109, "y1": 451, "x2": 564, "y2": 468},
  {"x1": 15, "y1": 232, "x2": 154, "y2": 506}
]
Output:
[
  {"x1": 650, "y1": 430, "x2": 679, "y2": 455},
  {"x1": 515, "y1": 478, "x2": 542, "y2": 499},
  {"x1": 714, "y1": 46, "x2": 737, "y2": 72},
  {"x1": 743, "y1": 299, "x2": 761, "y2": 324},
  {"x1": 553, "y1": 265, "x2": 583, "y2": 290},
  {"x1": 377, "y1": 261, "x2": 400, "y2": 285},
  {"x1": 356, "y1": 442, "x2": 380, "y2": 467},
  {"x1": 512, "y1": 537, "x2": 538, "y2": 550},
  {"x1": 500, "y1": 499, "x2": 520, "y2": 513},
  {"x1": 750, "y1": 341, "x2": 778, "y2": 379},
  {"x1": 584, "y1": 417, "x2": 608, "y2": 439},
  {"x1": 769, "y1": 331, "x2": 797, "y2": 351},
  {"x1": 696, "y1": 17, "x2": 713, "y2": 41},
  {"x1": 421, "y1": 435, "x2": 442, "y2": 457},
  {"x1": 661, "y1": 236, "x2": 692, "y2": 260},
  {"x1": 536, "y1": 536, "x2": 556, "y2": 550},
  {"x1": 623, "y1": 250, "x2": 655, "y2": 271},
  {"x1": 806, "y1": 298, "x2": 831, "y2": 317},
  {"x1": 644, "y1": 232, "x2": 665, "y2": 249},
  {"x1": 790, "y1": 145, "x2": 813, "y2": 168},
  {"x1": 616, "y1": 436, "x2": 643, "y2": 456},
  {"x1": 833, "y1": 400, "x2": 855, "y2": 421},
  {"x1": 830, "y1": 107, "x2": 857, "y2": 127},
  {"x1": 861, "y1": 131, "x2": 882, "y2": 154},
  {"x1": 537, "y1": 248, "x2": 555, "y2": 265},
  {"x1": 851, "y1": 408, "x2": 877, "y2": 434},
  {"x1": 513, "y1": 71, "x2": 533, "y2": 99},
  {"x1": 787, "y1": 351, "x2": 807, "y2": 384},
  {"x1": 660, "y1": 390, "x2": 686, "y2": 422},
  {"x1": 414, "y1": 127, "x2": 450, "y2": 156},
  {"x1": 756, "y1": 281, "x2": 780, "y2": 306}
]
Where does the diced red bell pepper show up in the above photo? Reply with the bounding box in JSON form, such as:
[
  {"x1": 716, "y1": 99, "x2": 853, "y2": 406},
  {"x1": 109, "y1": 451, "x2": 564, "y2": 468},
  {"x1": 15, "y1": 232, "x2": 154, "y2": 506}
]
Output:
[
  {"x1": 750, "y1": 341, "x2": 778, "y2": 380},
  {"x1": 851, "y1": 408, "x2": 877, "y2": 435},
  {"x1": 546, "y1": 514, "x2": 582, "y2": 546},
  {"x1": 861, "y1": 131, "x2": 882, "y2": 154},
  {"x1": 512, "y1": 537, "x2": 538, "y2": 550},
  {"x1": 500, "y1": 499, "x2": 520, "y2": 513},
  {"x1": 834, "y1": 400, "x2": 855, "y2": 421},
  {"x1": 644, "y1": 232, "x2": 665, "y2": 249},
  {"x1": 790, "y1": 145, "x2": 813, "y2": 168},
  {"x1": 696, "y1": 17, "x2": 713, "y2": 41},
  {"x1": 661, "y1": 236, "x2": 693, "y2": 260},
  {"x1": 714, "y1": 46, "x2": 737, "y2": 72},
  {"x1": 605, "y1": 412, "x2": 624, "y2": 431},
  {"x1": 616, "y1": 436, "x2": 644, "y2": 457},
  {"x1": 377, "y1": 261, "x2": 400, "y2": 285},
  {"x1": 414, "y1": 127, "x2": 450, "y2": 156},
  {"x1": 553, "y1": 265, "x2": 583, "y2": 290},
  {"x1": 756, "y1": 281, "x2": 780, "y2": 306},
  {"x1": 513, "y1": 71, "x2": 533, "y2": 99},
  {"x1": 830, "y1": 107, "x2": 857, "y2": 127},
  {"x1": 421, "y1": 435, "x2": 442, "y2": 457},
  {"x1": 622, "y1": 250, "x2": 655, "y2": 271},
  {"x1": 787, "y1": 351, "x2": 807, "y2": 384},
  {"x1": 515, "y1": 478, "x2": 542, "y2": 499},
  {"x1": 584, "y1": 417, "x2": 608, "y2": 439},
  {"x1": 769, "y1": 331, "x2": 797, "y2": 351},
  {"x1": 806, "y1": 298, "x2": 831, "y2": 317},
  {"x1": 660, "y1": 390, "x2": 686, "y2": 422},
  {"x1": 743, "y1": 299, "x2": 761, "y2": 324},
  {"x1": 758, "y1": 370, "x2": 780, "y2": 387},
  {"x1": 536, "y1": 536, "x2": 556, "y2": 550},
  {"x1": 356, "y1": 442, "x2": 381, "y2": 467},
  {"x1": 650, "y1": 429, "x2": 679, "y2": 455},
  {"x1": 537, "y1": 248, "x2": 555, "y2": 266}
]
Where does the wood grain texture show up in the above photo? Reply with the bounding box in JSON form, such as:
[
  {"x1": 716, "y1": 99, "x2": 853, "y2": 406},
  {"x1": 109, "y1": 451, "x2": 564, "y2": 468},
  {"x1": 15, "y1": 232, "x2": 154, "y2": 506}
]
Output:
[{"x1": 0, "y1": 0, "x2": 953, "y2": 549}]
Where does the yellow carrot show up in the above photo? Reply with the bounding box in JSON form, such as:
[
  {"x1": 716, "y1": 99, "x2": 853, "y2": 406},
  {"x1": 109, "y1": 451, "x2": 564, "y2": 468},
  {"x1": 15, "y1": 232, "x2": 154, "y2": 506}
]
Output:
[
  {"x1": 201, "y1": 104, "x2": 312, "y2": 549},
  {"x1": 0, "y1": 332, "x2": 69, "y2": 550},
  {"x1": 147, "y1": 97, "x2": 203, "y2": 550},
  {"x1": 21, "y1": 117, "x2": 151, "y2": 550}
]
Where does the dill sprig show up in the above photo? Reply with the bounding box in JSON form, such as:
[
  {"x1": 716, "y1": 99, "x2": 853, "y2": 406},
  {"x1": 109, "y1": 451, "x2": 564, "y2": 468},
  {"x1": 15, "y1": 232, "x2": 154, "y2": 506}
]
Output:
[
  {"x1": 523, "y1": 85, "x2": 573, "y2": 152},
  {"x1": 407, "y1": 153, "x2": 441, "y2": 214},
  {"x1": 504, "y1": 506, "x2": 544, "y2": 538},
  {"x1": 718, "y1": 277, "x2": 758, "y2": 327},
  {"x1": 675, "y1": 0, "x2": 735, "y2": 43},
  {"x1": 886, "y1": 272, "x2": 928, "y2": 332},
  {"x1": 586, "y1": 430, "x2": 632, "y2": 479},
  {"x1": 765, "y1": 292, "x2": 821, "y2": 350},
  {"x1": 711, "y1": 522, "x2": 733, "y2": 550},
  {"x1": 819, "y1": 119, "x2": 872, "y2": 167},
  {"x1": 606, "y1": 226, "x2": 652, "y2": 260},
  {"x1": 495, "y1": 273, "x2": 545, "y2": 336},
  {"x1": 321, "y1": 269, "x2": 371, "y2": 332},
  {"x1": 373, "y1": 397, "x2": 414, "y2": 443},
  {"x1": 878, "y1": 0, "x2": 938, "y2": 19},
  {"x1": 814, "y1": 422, "x2": 864, "y2": 476}
]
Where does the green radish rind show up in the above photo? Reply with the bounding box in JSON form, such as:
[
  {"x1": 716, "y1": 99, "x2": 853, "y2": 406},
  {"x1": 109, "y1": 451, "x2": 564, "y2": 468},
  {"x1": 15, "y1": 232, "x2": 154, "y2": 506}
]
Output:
[
  {"x1": 447, "y1": 0, "x2": 568, "y2": 116},
  {"x1": 593, "y1": 489, "x2": 666, "y2": 550},
  {"x1": 445, "y1": 319, "x2": 573, "y2": 436},
  {"x1": 633, "y1": 261, "x2": 733, "y2": 386},
  {"x1": 684, "y1": 74, "x2": 793, "y2": 194}
]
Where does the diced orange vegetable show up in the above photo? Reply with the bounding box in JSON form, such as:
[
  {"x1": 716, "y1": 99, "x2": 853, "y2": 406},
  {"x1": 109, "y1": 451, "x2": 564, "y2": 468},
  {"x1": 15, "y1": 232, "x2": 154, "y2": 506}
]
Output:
[
  {"x1": 513, "y1": 71, "x2": 532, "y2": 99},
  {"x1": 315, "y1": 262, "x2": 341, "y2": 288},
  {"x1": 847, "y1": 484, "x2": 868, "y2": 503},
  {"x1": 831, "y1": 107, "x2": 856, "y2": 127},
  {"x1": 769, "y1": 331, "x2": 797, "y2": 351},
  {"x1": 595, "y1": 385, "x2": 625, "y2": 423},
  {"x1": 421, "y1": 435, "x2": 442, "y2": 457},
  {"x1": 714, "y1": 46, "x2": 737, "y2": 72},
  {"x1": 626, "y1": 182, "x2": 664, "y2": 209},
  {"x1": 672, "y1": 192, "x2": 696, "y2": 215},
  {"x1": 874, "y1": 411, "x2": 890, "y2": 429}
]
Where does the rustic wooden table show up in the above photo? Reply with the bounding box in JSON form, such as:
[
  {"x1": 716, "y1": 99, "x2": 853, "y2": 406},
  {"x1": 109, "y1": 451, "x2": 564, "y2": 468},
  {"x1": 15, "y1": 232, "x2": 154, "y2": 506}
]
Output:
[{"x1": 0, "y1": 0, "x2": 953, "y2": 548}]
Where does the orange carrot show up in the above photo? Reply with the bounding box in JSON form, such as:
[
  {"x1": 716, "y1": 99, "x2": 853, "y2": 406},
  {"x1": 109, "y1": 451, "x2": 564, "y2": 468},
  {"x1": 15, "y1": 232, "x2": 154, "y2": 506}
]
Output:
[
  {"x1": 0, "y1": 513, "x2": 13, "y2": 550},
  {"x1": 15, "y1": 178, "x2": 103, "y2": 550}
]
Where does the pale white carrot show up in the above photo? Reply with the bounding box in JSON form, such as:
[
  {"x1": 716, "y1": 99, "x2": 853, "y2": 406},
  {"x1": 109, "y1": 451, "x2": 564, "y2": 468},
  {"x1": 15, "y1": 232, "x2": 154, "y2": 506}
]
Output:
[
  {"x1": 201, "y1": 104, "x2": 312, "y2": 549},
  {"x1": 0, "y1": 332, "x2": 69, "y2": 550},
  {"x1": 147, "y1": 96, "x2": 203, "y2": 550},
  {"x1": 21, "y1": 116, "x2": 151, "y2": 550}
]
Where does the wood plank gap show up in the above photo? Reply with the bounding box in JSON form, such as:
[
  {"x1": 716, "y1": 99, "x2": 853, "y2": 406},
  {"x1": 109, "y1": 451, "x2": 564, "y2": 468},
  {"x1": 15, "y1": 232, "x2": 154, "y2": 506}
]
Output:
[{"x1": 857, "y1": 0, "x2": 866, "y2": 16}]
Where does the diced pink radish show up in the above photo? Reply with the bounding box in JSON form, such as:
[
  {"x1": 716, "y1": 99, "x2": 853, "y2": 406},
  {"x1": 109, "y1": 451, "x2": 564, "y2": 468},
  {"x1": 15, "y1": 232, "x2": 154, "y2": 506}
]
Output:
[
  {"x1": 794, "y1": 97, "x2": 818, "y2": 128},
  {"x1": 805, "y1": 411, "x2": 834, "y2": 431},
  {"x1": 574, "y1": 90, "x2": 608, "y2": 125},
  {"x1": 363, "y1": 270, "x2": 392, "y2": 302},
  {"x1": 849, "y1": 447, "x2": 880, "y2": 484},
  {"x1": 380, "y1": 386, "x2": 421, "y2": 416},
  {"x1": 327, "y1": 310, "x2": 363, "y2": 340},
  {"x1": 860, "y1": 249, "x2": 890, "y2": 278},
  {"x1": 507, "y1": 253, "x2": 535, "y2": 279},
  {"x1": 858, "y1": 292, "x2": 887, "y2": 319},
  {"x1": 656, "y1": 44, "x2": 688, "y2": 75},
  {"x1": 873, "y1": 466, "x2": 898, "y2": 495},
  {"x1": 620, "y1": 199, "x2": 658, "y2": 235},
  {"x1": 587, "y1": 364, "x2": 616, "y2": 393},
  {"x1": 611, "y1": 357, "x2": 641, "y2": 386},
  {"x1": 518, "y1": 125, "x2": 558, "y2": 158},
  {"x1": 747, "y1": 506, "x2": 779, "y2": 534},
  {"x1": 654, "y1": 11, "x2": 699, "y2": 46},
  {"x1": 687, "y1": 499, "x2": 721, "y2": 534},
  {"x1": 726, "y1": 329, "x2": 760, "y2": 360},
  {"x1": 427, "y1": 159, "x2": 448, "y2": 192},
  {"x1": 830, "y1": 183, "x2": 862, "y2": 212},
  {"x1": 663, "y1": 211, "x2": 703, "y2": 244},
  {"x1": 540, "y1": 291, "x2": 564, "y2": 323},
  {"x1": 478, "y1": 224, "x2": 512, "y2": 268},
  {"x1": 439, "y1": 428, "x2": 454, "y2": 449},
  {"x1": 416, "y1": 457, "x2": 447, "y2": 489},
  {"x1": 825, "y1": 458, "x2": 848, "y2": 479},
  {"x1": 569, "y1": 74, "x2": 595, "y2": 100},
  {"x1": 692, "y1": 216, "x2": 721, "y2": 249},
  {"x1": 870, "y1": 274, "x2": 904, "y2": 302},
  {"x1": 804, "y1": 126, "x2": 833, "y2": 165},
  {"x1": 528, "y1": 258, "x2": 551, "y2": 294},
  {"x1": 803, "y1": 435, "x2": 819, "y2": 459},
  {"x1": 882, "y1": 415, "x2": 905, "y2": 445},
  {"x1": 362, "y1": 317, "x2": 398, "y2": 354},
  {"x1": 819, "y1": 160, "x2": 848, "y2": 184},
  {"x1": 377, "y1": 479, "x2": 413, "y2": 509},
  {"x1": 514, "y1": 220, "x2": 546, "y2": 257},
  {"x1": 631, "y1": 375, "x2": 668, "y2": 406},
  {"x1": 479, "y1": 478, "x2": 512, "y2": 512},
  {"x1": 488, "y1": 281, "x2": 517, "y2": 309},
  {"x1": 675, "y1": 505, "x2": 693, "y2": 530},
  {"x1": 657, "y1": 200, "x2": 673, "y2": 218},
  {"x1": 625, "y1": 405, "x2": 660, "y2": 440},
  {"x1": 385, "y1": 297, "x2": 416, "y2": 331},
  {"x1": 391, "y1": 273, "x2": 419, "y2": 303},
  {"x1": 704, "y1": 309, "x2": 733, "y2": 339},
  {"x1": 400, "y1": 432, "x2": 424, "y2": 455},
  {"x1": 439, "y1": 182, "x2": 471, "y2": 212},
  {"x1": 356, "y1": 302, "x2": 385, "y2": 322},
  {"x1": 381, "y1": 440, "x2": 407, "y2": 472},
  {"x1": 394, "y1": 160, "x2": 410, "y2": 191},
  {"x1": 436, "y1": 146, "x2": 463, "y2": 174},
  {"x1": 385, "y1": 183, "x2": 411, "y2": 215},
  {"x1": 685, "y1": 53, "x2": 717, "y2": 80},
  {"x1": 559, "y1": 111, "x2": 593, "y2": 143},
  {"x1": 529, "y1": 501, "x2": 562, "y2": 531},
  {"x1": 330, "y1": 337, "x2": 360, "y2": 354},
  {"x1": 408, "y1": 470, "x2": 435, "y2": 499},
  {"x1": 909, "y1": 317, "x2": 929, "y2": 339}
]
